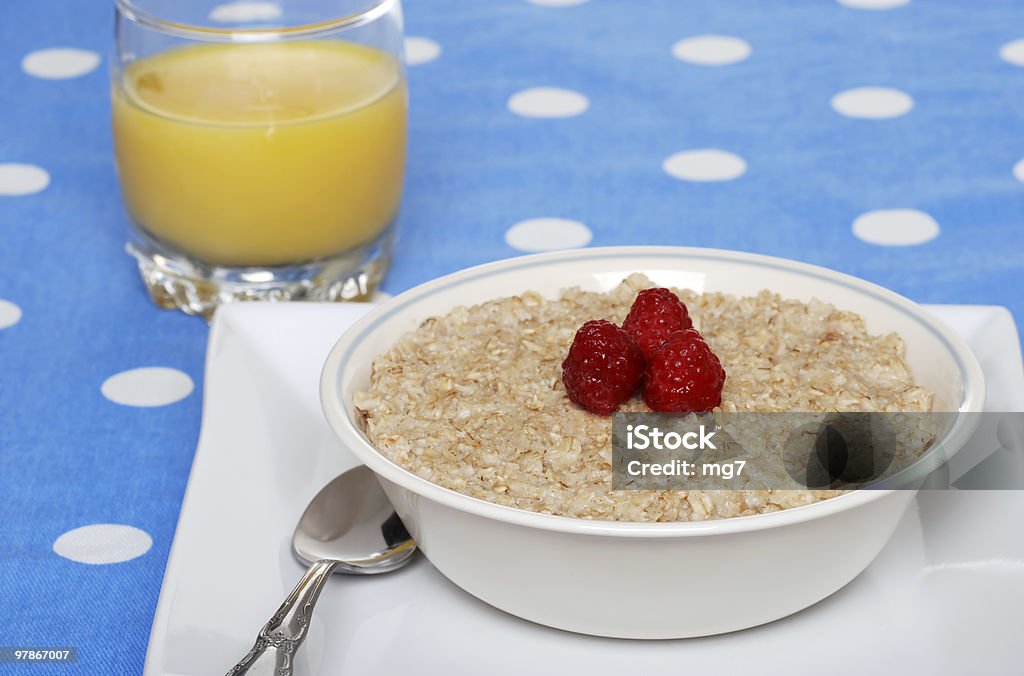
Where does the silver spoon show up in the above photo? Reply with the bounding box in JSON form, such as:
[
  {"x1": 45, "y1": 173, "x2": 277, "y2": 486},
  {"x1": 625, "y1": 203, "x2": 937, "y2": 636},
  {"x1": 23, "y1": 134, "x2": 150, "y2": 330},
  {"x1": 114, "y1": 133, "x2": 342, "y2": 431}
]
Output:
[{"x1": 228, "y1": 465, "x2": 417, "y2": 676}]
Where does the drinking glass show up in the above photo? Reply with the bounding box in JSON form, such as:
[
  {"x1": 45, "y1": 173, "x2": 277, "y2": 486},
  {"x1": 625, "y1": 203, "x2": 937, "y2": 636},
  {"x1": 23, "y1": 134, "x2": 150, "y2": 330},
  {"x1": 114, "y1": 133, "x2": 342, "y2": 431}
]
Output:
[{"x1": 112, "y1": 0, "x2": 406, "y2": 317}]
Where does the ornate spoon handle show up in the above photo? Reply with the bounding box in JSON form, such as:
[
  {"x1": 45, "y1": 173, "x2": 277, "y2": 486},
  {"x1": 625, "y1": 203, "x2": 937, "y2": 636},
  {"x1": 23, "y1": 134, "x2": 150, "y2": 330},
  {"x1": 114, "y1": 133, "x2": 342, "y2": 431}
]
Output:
[{"x1": 227, "y1": 559, "x2": 339, "y2": 676}]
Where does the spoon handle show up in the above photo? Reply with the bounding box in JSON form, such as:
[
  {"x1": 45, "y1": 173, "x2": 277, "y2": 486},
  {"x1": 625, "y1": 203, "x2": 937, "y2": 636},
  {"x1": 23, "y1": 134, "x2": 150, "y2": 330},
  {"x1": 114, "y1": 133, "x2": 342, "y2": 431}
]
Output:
[{"x1": 227, "y1": 559, "x2": 339, "y2": 676}]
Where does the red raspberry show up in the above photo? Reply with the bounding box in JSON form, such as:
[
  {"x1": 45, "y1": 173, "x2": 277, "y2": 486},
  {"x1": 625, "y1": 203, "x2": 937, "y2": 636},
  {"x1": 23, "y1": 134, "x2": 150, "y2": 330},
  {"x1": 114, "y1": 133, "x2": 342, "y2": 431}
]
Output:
[
  {"x1": 562, "y1": 320, "x2": 644, "y2": 415},
  {"x1": 622, "y1": 288, "x2": 693, "y2": 360},
  {"x1": 643, "y1": 329, "x2": 725, "y2": 413}
]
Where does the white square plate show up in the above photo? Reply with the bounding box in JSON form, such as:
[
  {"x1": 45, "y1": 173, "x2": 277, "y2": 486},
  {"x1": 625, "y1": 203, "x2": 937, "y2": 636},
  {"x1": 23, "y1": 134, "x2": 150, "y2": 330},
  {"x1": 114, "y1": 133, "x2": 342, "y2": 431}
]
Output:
[{"x1": 145, "y1": 303, "x2": 1024, "y2": 676}]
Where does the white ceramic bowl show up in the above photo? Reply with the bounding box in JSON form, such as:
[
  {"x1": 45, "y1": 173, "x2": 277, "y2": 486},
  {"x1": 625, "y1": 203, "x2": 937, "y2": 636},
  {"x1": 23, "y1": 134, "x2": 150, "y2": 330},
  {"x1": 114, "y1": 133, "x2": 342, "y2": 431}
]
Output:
[{"x1": 320, "y1": 247, "x2": 985, "y2": 639}]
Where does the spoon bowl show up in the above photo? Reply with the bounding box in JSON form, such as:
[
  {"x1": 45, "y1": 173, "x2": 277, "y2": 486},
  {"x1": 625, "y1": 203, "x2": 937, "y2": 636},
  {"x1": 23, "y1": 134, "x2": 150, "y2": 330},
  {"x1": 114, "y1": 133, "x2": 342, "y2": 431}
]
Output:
[{"x1": 292, "y1": 465, "x2": 417, "y2": 572}]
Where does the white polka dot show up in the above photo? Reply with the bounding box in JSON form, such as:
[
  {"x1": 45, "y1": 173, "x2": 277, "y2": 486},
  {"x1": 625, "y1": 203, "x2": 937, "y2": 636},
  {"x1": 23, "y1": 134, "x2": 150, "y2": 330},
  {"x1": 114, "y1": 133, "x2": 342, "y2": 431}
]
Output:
[
  {"x1": 53, "y1": 524, "x2": 152, "y2": 565},
  {"x1": 101, "y1": 367, "x2": 194, "y2": 407},
  {"x1": 0, "y1": 164, "x2": 50, "y2": 196},
  {"x1": 527, "y1": 0, "x2": 589, "y2": 6},
  {"x1": 405, "y1": 37, "x2": 441, "y2": 65},
  {"x1": 1013, "y1": 158, "x2": 1024, "y2": 183},
  {"x1": 837, "y1": 0, "x2": 910, "y2": 9},
  {"x1": 0, "y1": 300, "x2": 22, "y2": 329},
  {"x1": 508, "y1": 87, "x2": 589, "y2": 118},
  {"x1": 831, "y1": 87, "x2": 913, "y2": 119},
  {"x1": 671, "y1": 35, "x2": 752, "y2": 66},
  {"x1": 22, "y1": 48, "x2": 100, "y2": 80},
  {"x1": 852, "y1": 209, "x2": 939, "y2": 246},
  {"x1": 1000, "y1": 39, "x2": 1024, "y2": 67},
  {"x1": 506, "y1": 218, "x2": 592, "y2": 252},
  {"x1": 209, "y1": 1, "x2": 282, "y2": 22},
  {"x1": 663, "y1": 149, "x2": 747, "y2": 182}
]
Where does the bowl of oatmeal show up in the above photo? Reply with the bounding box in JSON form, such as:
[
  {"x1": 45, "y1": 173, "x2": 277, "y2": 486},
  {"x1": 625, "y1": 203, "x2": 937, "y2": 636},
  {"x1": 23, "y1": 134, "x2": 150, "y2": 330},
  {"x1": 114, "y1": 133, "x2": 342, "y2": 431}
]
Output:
[{"x1": 320, "y1": 247, "x2": 984, "y2": 638}]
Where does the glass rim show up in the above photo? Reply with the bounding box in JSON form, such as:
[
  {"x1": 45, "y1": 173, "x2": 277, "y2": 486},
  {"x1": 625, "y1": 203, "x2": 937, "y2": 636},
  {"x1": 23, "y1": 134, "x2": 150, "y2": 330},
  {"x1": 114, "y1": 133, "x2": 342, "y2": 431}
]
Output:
[{"x1": 114, "y1": 0, "x2": 397, "y2": 42}]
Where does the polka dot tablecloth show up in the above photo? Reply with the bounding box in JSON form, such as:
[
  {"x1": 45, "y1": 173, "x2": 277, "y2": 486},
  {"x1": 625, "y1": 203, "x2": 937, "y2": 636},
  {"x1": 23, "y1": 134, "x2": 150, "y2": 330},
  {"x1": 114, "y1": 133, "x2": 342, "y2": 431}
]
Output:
[{"x1": 1, "y1": 0, "x2": 1022, "y2": 672}]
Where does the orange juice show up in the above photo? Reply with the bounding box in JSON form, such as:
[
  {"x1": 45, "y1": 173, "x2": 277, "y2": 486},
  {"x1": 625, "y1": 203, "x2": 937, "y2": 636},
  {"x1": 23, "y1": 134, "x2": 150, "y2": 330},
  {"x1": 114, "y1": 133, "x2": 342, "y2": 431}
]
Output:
[{"x1": 112, "y1": 41, "x2": 407, "y2": 267}]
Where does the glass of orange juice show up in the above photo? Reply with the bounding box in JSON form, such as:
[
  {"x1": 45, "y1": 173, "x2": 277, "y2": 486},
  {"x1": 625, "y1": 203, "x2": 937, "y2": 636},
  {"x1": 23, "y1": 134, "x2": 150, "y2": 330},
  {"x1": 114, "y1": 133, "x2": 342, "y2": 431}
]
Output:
[{"x1": 112, "y1": 0, "x2": 407, "y2": 317}]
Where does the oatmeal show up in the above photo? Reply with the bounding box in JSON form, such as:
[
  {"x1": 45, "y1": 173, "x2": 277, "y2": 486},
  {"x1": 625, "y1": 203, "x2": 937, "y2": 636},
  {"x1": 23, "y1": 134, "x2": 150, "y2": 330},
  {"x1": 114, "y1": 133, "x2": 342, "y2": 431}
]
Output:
[{"x1": 354, "y1": 274, "x2": 933, "y2": 522}]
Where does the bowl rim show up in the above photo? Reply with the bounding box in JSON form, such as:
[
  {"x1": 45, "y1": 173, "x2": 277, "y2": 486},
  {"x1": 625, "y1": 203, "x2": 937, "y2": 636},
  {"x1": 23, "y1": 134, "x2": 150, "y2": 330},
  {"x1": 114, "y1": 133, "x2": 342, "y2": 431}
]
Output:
[{"x1": 320, "y1": 246, "x2": 986, "y2": 537}]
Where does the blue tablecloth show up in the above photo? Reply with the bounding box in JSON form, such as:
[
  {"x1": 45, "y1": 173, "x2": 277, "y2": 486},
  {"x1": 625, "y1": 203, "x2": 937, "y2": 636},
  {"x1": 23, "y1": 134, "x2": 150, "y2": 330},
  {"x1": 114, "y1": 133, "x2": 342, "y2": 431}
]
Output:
[{"x1": 1, "y1": 0, "x2": 1022, "y2": 673}]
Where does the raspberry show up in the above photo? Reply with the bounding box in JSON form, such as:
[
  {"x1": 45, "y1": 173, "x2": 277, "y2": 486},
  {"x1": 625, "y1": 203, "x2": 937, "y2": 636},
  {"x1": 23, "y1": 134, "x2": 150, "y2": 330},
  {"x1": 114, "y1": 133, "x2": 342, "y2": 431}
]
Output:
[
  {"x1": 643, "y1": 329, "x2": 725, "y2": 413},
  {"x1": 622, "y1": 288, "x2": 693, "y2": 360},
  {"x1": 562, "y1": 320, "x2": 645, "y2": 415}
]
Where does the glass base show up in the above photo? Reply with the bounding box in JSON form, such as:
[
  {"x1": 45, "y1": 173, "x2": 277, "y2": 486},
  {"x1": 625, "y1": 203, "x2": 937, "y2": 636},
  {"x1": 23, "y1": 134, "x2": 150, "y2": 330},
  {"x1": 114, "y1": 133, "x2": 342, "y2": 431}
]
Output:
[{"x1": 127, "y1": 223, "x2": 395, "y2": 319}]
